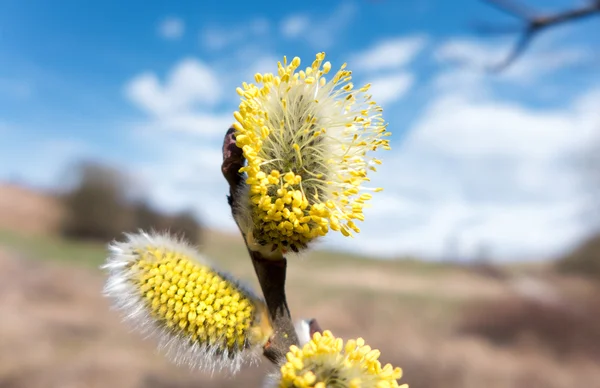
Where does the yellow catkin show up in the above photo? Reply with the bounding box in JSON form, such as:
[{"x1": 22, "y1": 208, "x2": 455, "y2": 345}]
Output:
[
  {"x1": 233, "y1": 52, "x2": 390, "y2": 254},
  {"x1": 276, "y1": 331, "x2": 406, "y2": 388},
  {"x1": 103, "y1": 231, "x2": 273, "y2": 373},
  {"x1": 131, "y1": 247, "x2": 257, "y2": 351}
]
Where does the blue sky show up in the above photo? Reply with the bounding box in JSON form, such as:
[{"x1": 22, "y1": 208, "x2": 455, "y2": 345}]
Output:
[{"x1": 1, "y1": 0, "x2": 599, "y2": 261}]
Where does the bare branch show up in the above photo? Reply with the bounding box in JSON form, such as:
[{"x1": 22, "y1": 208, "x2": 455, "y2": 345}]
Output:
[
  {"x1": 471, "y1": 22, "x2": 522, "y2": 35},
  {"x1": 248, "y1": 251, "x2": 298, "y2": 364},
  {"x1": 487, "y1": 26, "x2": 536, "y2": 72},
  {"x1": 479, "y1": 0, "x2": 600, "y2": 71},
  {"x1": 221, "y1": 126, "x2": 300, "y2": 365}
]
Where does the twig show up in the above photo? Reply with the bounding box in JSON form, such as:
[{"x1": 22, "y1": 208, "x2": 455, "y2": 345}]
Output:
[
  {"x1": 248, "y1": 250, "x2": 298, "y2": 364},
  {"x1": 221, "y1": 127, "x2": 300, "y2": 364},
  {"x1": 479, "y1": 0, "x2": 600, "y2": 71}
]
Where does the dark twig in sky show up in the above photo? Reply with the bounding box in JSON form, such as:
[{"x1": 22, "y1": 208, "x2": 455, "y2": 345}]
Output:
[{"x1": 480, "y1": 0, "x2": 600, "y2": 71}]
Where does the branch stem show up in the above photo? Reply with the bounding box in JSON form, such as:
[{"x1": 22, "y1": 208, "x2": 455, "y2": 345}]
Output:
[{"x1": 221, "y1": 126, "x2": 299, "y2": 365}]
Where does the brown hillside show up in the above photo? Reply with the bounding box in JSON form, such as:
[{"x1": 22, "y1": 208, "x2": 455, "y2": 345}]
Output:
[{"x1": 0, "y1": 184, "x2": 63, "y2": 235}]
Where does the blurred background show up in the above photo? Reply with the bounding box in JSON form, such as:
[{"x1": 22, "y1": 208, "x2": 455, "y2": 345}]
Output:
[{"x1": 1, "y1": 0, "x2": 600, "y2": 387}]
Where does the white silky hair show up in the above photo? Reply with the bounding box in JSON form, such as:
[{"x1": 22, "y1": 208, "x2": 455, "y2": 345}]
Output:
[
  {"x1": 101, "y1": 230, "x2": 263, "y2": 375},
  {"x1": 294, "y1": 318, "x2": 313, "y2": 347}
]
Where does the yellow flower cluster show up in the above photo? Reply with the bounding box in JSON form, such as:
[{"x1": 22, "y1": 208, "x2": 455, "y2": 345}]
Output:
[
  {"x1": 131, "y1": 248, "x2": 249, "y2": 350},
  {"x1": 278, "y1": 330, "x2": 406, "y2": 388},
  {"x1": 103, "y1": 232, "x2": 273, "y2": 372},
  {"x1": 129, "y1": 244, "x2": 271, "y2": 354},
  {"x1": 233, "y1": 52, "x2": 390, "y2": 253},
  {"x1": 243, "y1": 168, "x2": 333, "y2": 252}
]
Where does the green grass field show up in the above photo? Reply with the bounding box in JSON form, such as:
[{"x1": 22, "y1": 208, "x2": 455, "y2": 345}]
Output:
[
  {"x1": 0, "y1": 227, "x2": 453, "y2": 275},
  {"x1": 0, "y1": 227, "x2": 467, "y2": 318},
  {"x1": 0, "y1": 228, "x2": 107, "y2": 267}
]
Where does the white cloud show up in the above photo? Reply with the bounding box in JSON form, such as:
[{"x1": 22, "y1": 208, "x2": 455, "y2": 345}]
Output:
[
  {"x1": 323, "y1": 85, "x2": 600, "y2": 261},
  {"x1": 279, "y1": 2, "x2": 357, "y2": 49},
  {"x1": 368, "y1": 73, "x2": 414, "y2": 105},
  {"x1": 408, "y1": 94, "x2": 590, "y2": 160},
  {"x1": 158, "y1": 17, "x2": 185, "y2": 40},
  {"x1": 124, "y1": 57, "x2": 234, "y2": 140},
  {"x1": 351, "y1": 35, "x2": 427, "y2": 72},
  {"x1": 435, "y1": 38, "x2": 591, "y2": 83},
  {"x1": 201, "y1": 29, "x2": 241, "y2": 51},
  {"x1": 435, "y1": 39, "x2": 504, "y2": 65},
  {"x1": 249, "y1": 18, "x2": 270, "y2": 36},
  {"x1": 129, "y1": 113, "x2": 233, "y2": 137},
  {"x1": 200, "y1": 18, "x2": 270, "y2": 51},
  {"x1": 340, "y1": 198, "x2": 583, "y2": 261},
  {"x1": 280, "y1": 15, "x2": 309, "y2": 38},
  {"x1": 123, "y1": 60, "x2": 235, "y2": 221},
  {"x1": 124, "y1": 50, "x2": 285, "y2": 142},
  {"x1": 245, "y1": 54, "x2": 280, "y2": 77},
  {"x1": 122, "y1": 53, "x2": 281, "y2": 224},
  {"x1": 132, "y1": 136, "x2": 234, "y2": 229},
  {"x1": 125, "y1": 58, "x2": 220, "y2": 116}
]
